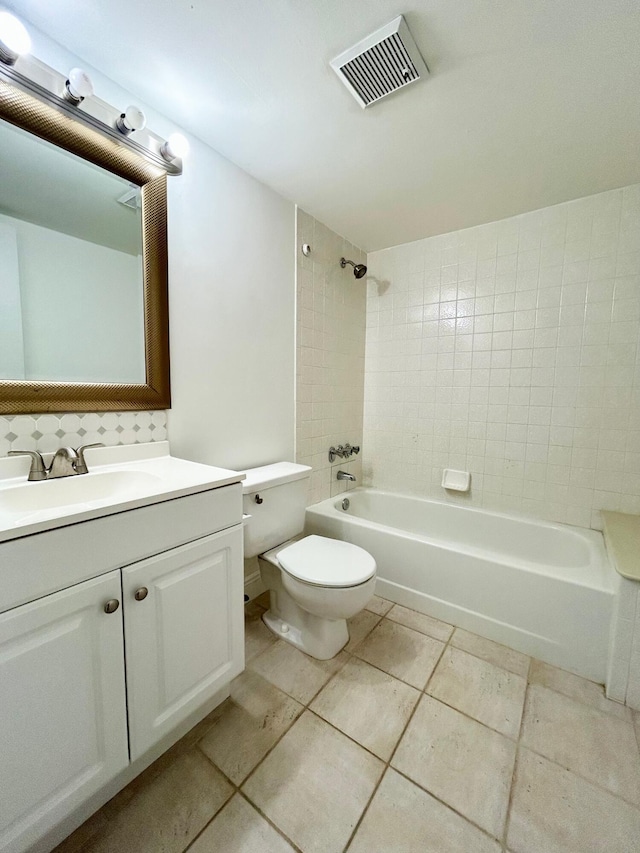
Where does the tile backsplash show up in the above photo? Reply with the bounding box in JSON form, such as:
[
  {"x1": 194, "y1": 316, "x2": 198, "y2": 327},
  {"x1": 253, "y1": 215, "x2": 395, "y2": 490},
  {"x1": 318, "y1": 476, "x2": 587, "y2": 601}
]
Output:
[
  {"x1": 0, "y1": 411, "x2": 168, "y2": 457},
  {"x1": 296, "y1": 209, "x2": 366, "y2": 504},
  {"x1": 364, "y1": 184, "x2": 640, "y2": 530}
]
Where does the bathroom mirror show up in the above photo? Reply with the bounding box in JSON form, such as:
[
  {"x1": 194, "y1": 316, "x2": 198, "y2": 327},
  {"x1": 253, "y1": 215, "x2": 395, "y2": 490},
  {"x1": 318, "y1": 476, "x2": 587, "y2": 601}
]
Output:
[{"x1": 0, "y1": 77, "x2": 170, "y2": 413}]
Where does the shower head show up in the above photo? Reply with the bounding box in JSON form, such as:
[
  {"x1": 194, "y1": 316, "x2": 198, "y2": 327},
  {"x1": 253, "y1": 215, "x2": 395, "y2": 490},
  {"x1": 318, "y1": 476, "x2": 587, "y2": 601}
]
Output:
[{"x1": 340, "y1": 257, "x2": 367, "y2": 279}]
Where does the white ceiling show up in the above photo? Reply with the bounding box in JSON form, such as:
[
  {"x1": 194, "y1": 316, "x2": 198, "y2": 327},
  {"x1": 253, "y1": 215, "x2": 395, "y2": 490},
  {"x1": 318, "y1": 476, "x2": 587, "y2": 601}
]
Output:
[{"x1": 8, "y1": 0, "x2": 640, "y2": 251}]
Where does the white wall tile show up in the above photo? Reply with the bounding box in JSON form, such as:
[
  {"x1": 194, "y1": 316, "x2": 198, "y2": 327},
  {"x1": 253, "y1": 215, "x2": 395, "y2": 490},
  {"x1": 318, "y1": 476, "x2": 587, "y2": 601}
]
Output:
[
  {"x1": 0, "y1": 411, "x2": 168, "y2": 451},
  {"x1": 364, "y1": 184, "x2": 640, "y2": 530},
  {"x1": 296, "y1": 209, "x2": 365, "y2": 504}
]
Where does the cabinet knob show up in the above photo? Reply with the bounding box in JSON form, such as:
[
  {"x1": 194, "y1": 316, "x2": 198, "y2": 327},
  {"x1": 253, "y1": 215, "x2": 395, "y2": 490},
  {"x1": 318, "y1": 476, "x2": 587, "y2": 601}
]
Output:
[
  {"x1": 134, "y1": 587, "x2": 149, "y2": 601},
  {"x1": 104, "y1": 599, "x2": 120, "y2": 614}
]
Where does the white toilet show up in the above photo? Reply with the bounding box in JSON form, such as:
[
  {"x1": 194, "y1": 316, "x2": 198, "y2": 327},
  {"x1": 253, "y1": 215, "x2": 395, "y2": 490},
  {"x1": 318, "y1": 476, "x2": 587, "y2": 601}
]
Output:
[{"x1": 242, "y1": 462, "x2": 377, "y2": 660}]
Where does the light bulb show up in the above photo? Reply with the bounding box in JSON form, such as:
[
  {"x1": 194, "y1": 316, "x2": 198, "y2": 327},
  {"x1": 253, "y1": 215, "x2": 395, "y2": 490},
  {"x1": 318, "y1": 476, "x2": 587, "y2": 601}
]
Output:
[
  {"x1": 116, "y1": 105, "x2": 146, "y2": 135},
  {"x1": 161, "y1": 132, "x2": 189, "y2": 161},
  {"x1": 64, "y1": 68, "x2": 94, "y2": 105},
  {"x1": 0, "y1": 11, "x2": 31, "y2": 64}
]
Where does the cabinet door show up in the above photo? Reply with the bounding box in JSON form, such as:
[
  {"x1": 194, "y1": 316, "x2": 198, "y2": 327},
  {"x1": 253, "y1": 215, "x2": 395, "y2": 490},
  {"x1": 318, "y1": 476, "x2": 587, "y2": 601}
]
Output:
[
  {"x1": 0, "y1": 571, "x2": 129, "y2": 853},
  {"x1": 123, "y1": 526, "x2": 244, "y2": 760}
]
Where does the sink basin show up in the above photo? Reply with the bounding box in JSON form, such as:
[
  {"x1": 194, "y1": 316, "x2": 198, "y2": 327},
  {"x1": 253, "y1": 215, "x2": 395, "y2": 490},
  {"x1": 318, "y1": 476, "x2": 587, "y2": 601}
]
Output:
[
  {"x1": 0, "y1": 470, "x2": 163, "y2": 525},
  {"x1": 0, "y1": 441, "x2": 244, "y2": 542}
]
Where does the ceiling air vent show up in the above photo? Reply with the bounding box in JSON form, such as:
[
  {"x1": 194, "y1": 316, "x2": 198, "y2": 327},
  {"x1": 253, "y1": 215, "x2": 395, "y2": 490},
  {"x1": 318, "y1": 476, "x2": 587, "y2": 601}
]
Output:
[{"x1": 330, "y1": 15, "x2": 429, "y2": 109}]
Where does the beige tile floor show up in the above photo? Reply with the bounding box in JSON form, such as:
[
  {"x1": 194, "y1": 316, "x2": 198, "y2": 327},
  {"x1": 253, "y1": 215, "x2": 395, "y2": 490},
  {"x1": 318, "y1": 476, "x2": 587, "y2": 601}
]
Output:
[{"x1": 55, "y1": 593, "x2": 640, "y2": 853}]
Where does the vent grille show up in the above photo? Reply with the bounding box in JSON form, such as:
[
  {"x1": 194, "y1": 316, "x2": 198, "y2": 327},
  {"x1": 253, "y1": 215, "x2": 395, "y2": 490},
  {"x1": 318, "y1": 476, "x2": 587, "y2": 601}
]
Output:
[{"x1": 331, "y1": 16, "x2": 428, "y2": 109}]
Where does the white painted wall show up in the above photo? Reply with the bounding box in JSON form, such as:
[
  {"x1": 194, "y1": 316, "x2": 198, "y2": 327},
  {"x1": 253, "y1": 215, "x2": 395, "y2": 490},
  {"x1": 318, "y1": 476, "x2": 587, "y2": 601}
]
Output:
[
  {"x1": 13, "y1": 24, "x2": 295, "y2": 470},
  {"x1": 166, "y1": 138, "x2": 295, "y2": 470},
  {"x1": 0, "y1": 213, "x2": 143, "y2": 383}
]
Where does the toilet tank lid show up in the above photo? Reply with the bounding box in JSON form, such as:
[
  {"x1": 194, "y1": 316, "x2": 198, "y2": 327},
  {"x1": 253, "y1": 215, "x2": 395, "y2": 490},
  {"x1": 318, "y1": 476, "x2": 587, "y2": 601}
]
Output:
[{"x1": 241, "y1": 462, "x2": 312, "y2": 494}]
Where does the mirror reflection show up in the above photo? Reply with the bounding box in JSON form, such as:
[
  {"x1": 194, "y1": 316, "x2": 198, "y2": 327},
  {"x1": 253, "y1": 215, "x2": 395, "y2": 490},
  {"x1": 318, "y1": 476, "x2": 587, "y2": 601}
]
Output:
[{"x1": 0, "y1": 118, "x2": 145, "y2": 384}]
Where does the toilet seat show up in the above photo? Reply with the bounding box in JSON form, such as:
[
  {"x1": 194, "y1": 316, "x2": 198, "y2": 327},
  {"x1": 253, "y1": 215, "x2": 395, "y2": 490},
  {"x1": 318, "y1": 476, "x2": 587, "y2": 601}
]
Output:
[{"x1": 277, "y1": 534, "x2": 376, "y2": 588}]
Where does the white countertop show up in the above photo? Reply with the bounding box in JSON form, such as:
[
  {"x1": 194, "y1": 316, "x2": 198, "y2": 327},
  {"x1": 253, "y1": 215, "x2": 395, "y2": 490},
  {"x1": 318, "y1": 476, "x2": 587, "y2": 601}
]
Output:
[
  {"x1": 601, "y1": 511, "x2": 640, "y2": 582},
  {"x1": 0, "y1": 441, "x2": 244, "y2": 543}
]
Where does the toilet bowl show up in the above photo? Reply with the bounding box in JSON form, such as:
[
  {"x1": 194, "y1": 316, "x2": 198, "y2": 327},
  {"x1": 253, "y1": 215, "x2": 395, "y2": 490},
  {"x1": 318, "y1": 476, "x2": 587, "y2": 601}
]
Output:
[
  {"x1": 259, "y1": 535, "x2": 376, "y2": 659},
  {"x1": 242, "y1": 462, "x2": 377, "y2": 660}
]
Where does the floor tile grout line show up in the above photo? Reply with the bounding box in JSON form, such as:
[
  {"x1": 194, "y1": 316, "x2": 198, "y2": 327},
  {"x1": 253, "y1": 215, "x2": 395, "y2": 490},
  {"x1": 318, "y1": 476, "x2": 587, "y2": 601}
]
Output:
[
  {"x1": 512, "y1": 677, "x2": 640, "y2": 813},
  {"x1": 65, "y1": 596, "x2": 639, "y2": 853},
  {"x1": 420, "y1": 686, "x2": 523, "y2": 743},
  {"x1": 179, "y1": 773, "x2": 304, "y2": 853},
  {"x1": 349, "y1": 618, "x2": 449, "y2": 690},
  {"x1": 519, "y1": 673, "x2": 640, "y2": 811},
  {"x1": 343, "y1": 610, "x2": 384, "y2": 654},
  {"x1": 388, "y1": 763, "x2": 510, "y2": 847},
  {"x1": 195, "y1": 741, "x2": 240, "y2": 791},
  {"x1": 58, "y1": 598, "x2": 636, "y2": 853},
  {"x1": 349, "y1": 645, "x2": 440, "y2": 692},
  {"x1": 181, "y1": 782, "x2": 237, "y2": 853},
  {"x1": 228, "y1": 700, "x2": 306, "y2": 792},
  {"x1": 233, "y1": 641, "x2": 355, "y2": 796},
  {"x1": 340, "y1": 621, "x2": 455, "y2": 852},
  {"x1": 513, "y1": 743, "x2": 640, "y2": 812},
  {"x1": 501, "y1": 656, "x2": 532, "y2": 850},
  {"x1": 236, "y1": 791, "x2": 306, "y2": 853},
  {"x1": 70, "y1": 737, "x2": 239, "y2": 853},
  {"x1": 526, "y1": 676, "x2": 634, "y2": 721},
  {"x1": 253, "y1": 597, "x2": 621, "y2": 702},
  {"x1": 246, "y1": 611, "x2": 381, "y2": 710}
]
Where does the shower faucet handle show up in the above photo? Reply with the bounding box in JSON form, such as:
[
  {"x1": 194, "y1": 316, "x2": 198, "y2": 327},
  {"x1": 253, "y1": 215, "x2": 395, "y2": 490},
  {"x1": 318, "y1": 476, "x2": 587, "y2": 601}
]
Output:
[{"x1": 328, "y1": 443, "x2": 361, "y2": 462}]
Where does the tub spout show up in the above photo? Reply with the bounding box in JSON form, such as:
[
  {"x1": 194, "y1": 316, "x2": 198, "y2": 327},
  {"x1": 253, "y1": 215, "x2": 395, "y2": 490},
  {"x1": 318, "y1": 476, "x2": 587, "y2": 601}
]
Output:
[{"x1": 337, "y1": 470, "x2": 356, "y2": 482}]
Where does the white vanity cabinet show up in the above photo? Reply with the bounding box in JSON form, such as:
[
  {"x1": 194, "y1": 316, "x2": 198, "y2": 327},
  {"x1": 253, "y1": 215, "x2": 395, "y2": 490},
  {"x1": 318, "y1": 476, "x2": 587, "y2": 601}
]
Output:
[
  {"x1": 0, "y1": 572, "x2": 129, "y2": 853},
  {"x1": 123, "y1": 526, "x2": 244, "y2": 760},
  {"x1": 0, "y1": 477, "x2": 244, "y2": 853}
]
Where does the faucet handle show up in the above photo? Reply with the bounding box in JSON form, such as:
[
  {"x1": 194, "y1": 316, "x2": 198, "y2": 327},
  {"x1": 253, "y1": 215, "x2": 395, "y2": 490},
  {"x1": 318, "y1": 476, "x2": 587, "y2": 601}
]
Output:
[
  {"x1": 75, "y1": 443, "x2": 105, "y2": 475},
  {"x1": 8, "y1": 450, "x2": 47, "y2": 481}
]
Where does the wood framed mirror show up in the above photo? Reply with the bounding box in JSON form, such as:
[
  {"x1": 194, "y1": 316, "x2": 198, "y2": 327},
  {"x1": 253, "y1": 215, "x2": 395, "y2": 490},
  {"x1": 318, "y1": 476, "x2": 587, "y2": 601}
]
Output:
[{"x1": 0, "y1": 76, "x2": 170, "y2": 414}]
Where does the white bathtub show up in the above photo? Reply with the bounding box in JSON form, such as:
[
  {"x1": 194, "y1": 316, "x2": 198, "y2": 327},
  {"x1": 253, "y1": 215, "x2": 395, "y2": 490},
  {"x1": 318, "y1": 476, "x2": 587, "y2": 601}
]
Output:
[{"x1": 305, "y1": 489, "x2": 615, "y2": 682}]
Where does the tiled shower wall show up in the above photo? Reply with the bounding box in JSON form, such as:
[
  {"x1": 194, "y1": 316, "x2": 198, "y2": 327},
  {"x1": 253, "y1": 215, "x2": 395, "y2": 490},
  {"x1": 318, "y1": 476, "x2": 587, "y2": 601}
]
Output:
[
  {"x1": 364, "y1": 184, "x2": 640, "y2": 530},
  {"x1": 296, "y1": 209, "x2": 366, "y2": 504},
  {"x1": 0, "y1": 411, "x2": 168, "y2": 456}
]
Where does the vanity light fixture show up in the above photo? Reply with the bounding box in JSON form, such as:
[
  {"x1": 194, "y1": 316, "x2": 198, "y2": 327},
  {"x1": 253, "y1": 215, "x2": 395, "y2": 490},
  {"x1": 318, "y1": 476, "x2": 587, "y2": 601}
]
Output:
[
  {"x1": 116, "y1": 104, "x2": 146, "y2": 135},
  {"x1": 0, "y1": 10, "x2": 31, "y2": 65},
  {"x1": 160, "y1": 132, "x2": 189, "y2": 162},
  {"x1": 0, "y1": 18, "x2": 184, "y2": 175},
  {"x1": 63, "y1": 67, "x2": 94, "y2": 105}
]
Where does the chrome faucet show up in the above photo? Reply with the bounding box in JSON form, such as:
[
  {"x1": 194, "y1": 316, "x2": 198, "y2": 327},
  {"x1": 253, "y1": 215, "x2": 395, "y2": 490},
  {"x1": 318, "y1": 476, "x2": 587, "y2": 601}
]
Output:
[
  {"x1": 9, "y1": 443, "x2": 104, "y2": 481},
  {"x1": 337, "y1": 470, "x2": 356, "y2": 482},
  {"x1": 47, "y1": 447, "x2": 79, "y2": 479}
]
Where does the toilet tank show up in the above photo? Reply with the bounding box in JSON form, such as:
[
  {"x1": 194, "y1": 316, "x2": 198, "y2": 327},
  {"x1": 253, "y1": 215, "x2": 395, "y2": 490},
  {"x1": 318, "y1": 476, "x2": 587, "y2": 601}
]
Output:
[{"x1": 242, "y1": 462, "x2": 312, "y2": 558}]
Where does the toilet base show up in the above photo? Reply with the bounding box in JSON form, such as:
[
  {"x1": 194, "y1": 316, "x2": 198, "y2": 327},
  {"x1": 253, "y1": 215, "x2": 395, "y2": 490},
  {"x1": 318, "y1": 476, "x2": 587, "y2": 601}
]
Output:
[
  {"x1": 261, "y1": 608, "x2": 348, "y2": 660},
  {"x1": 258, "y1": 548, "x2": 374, "y2": 660}
]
